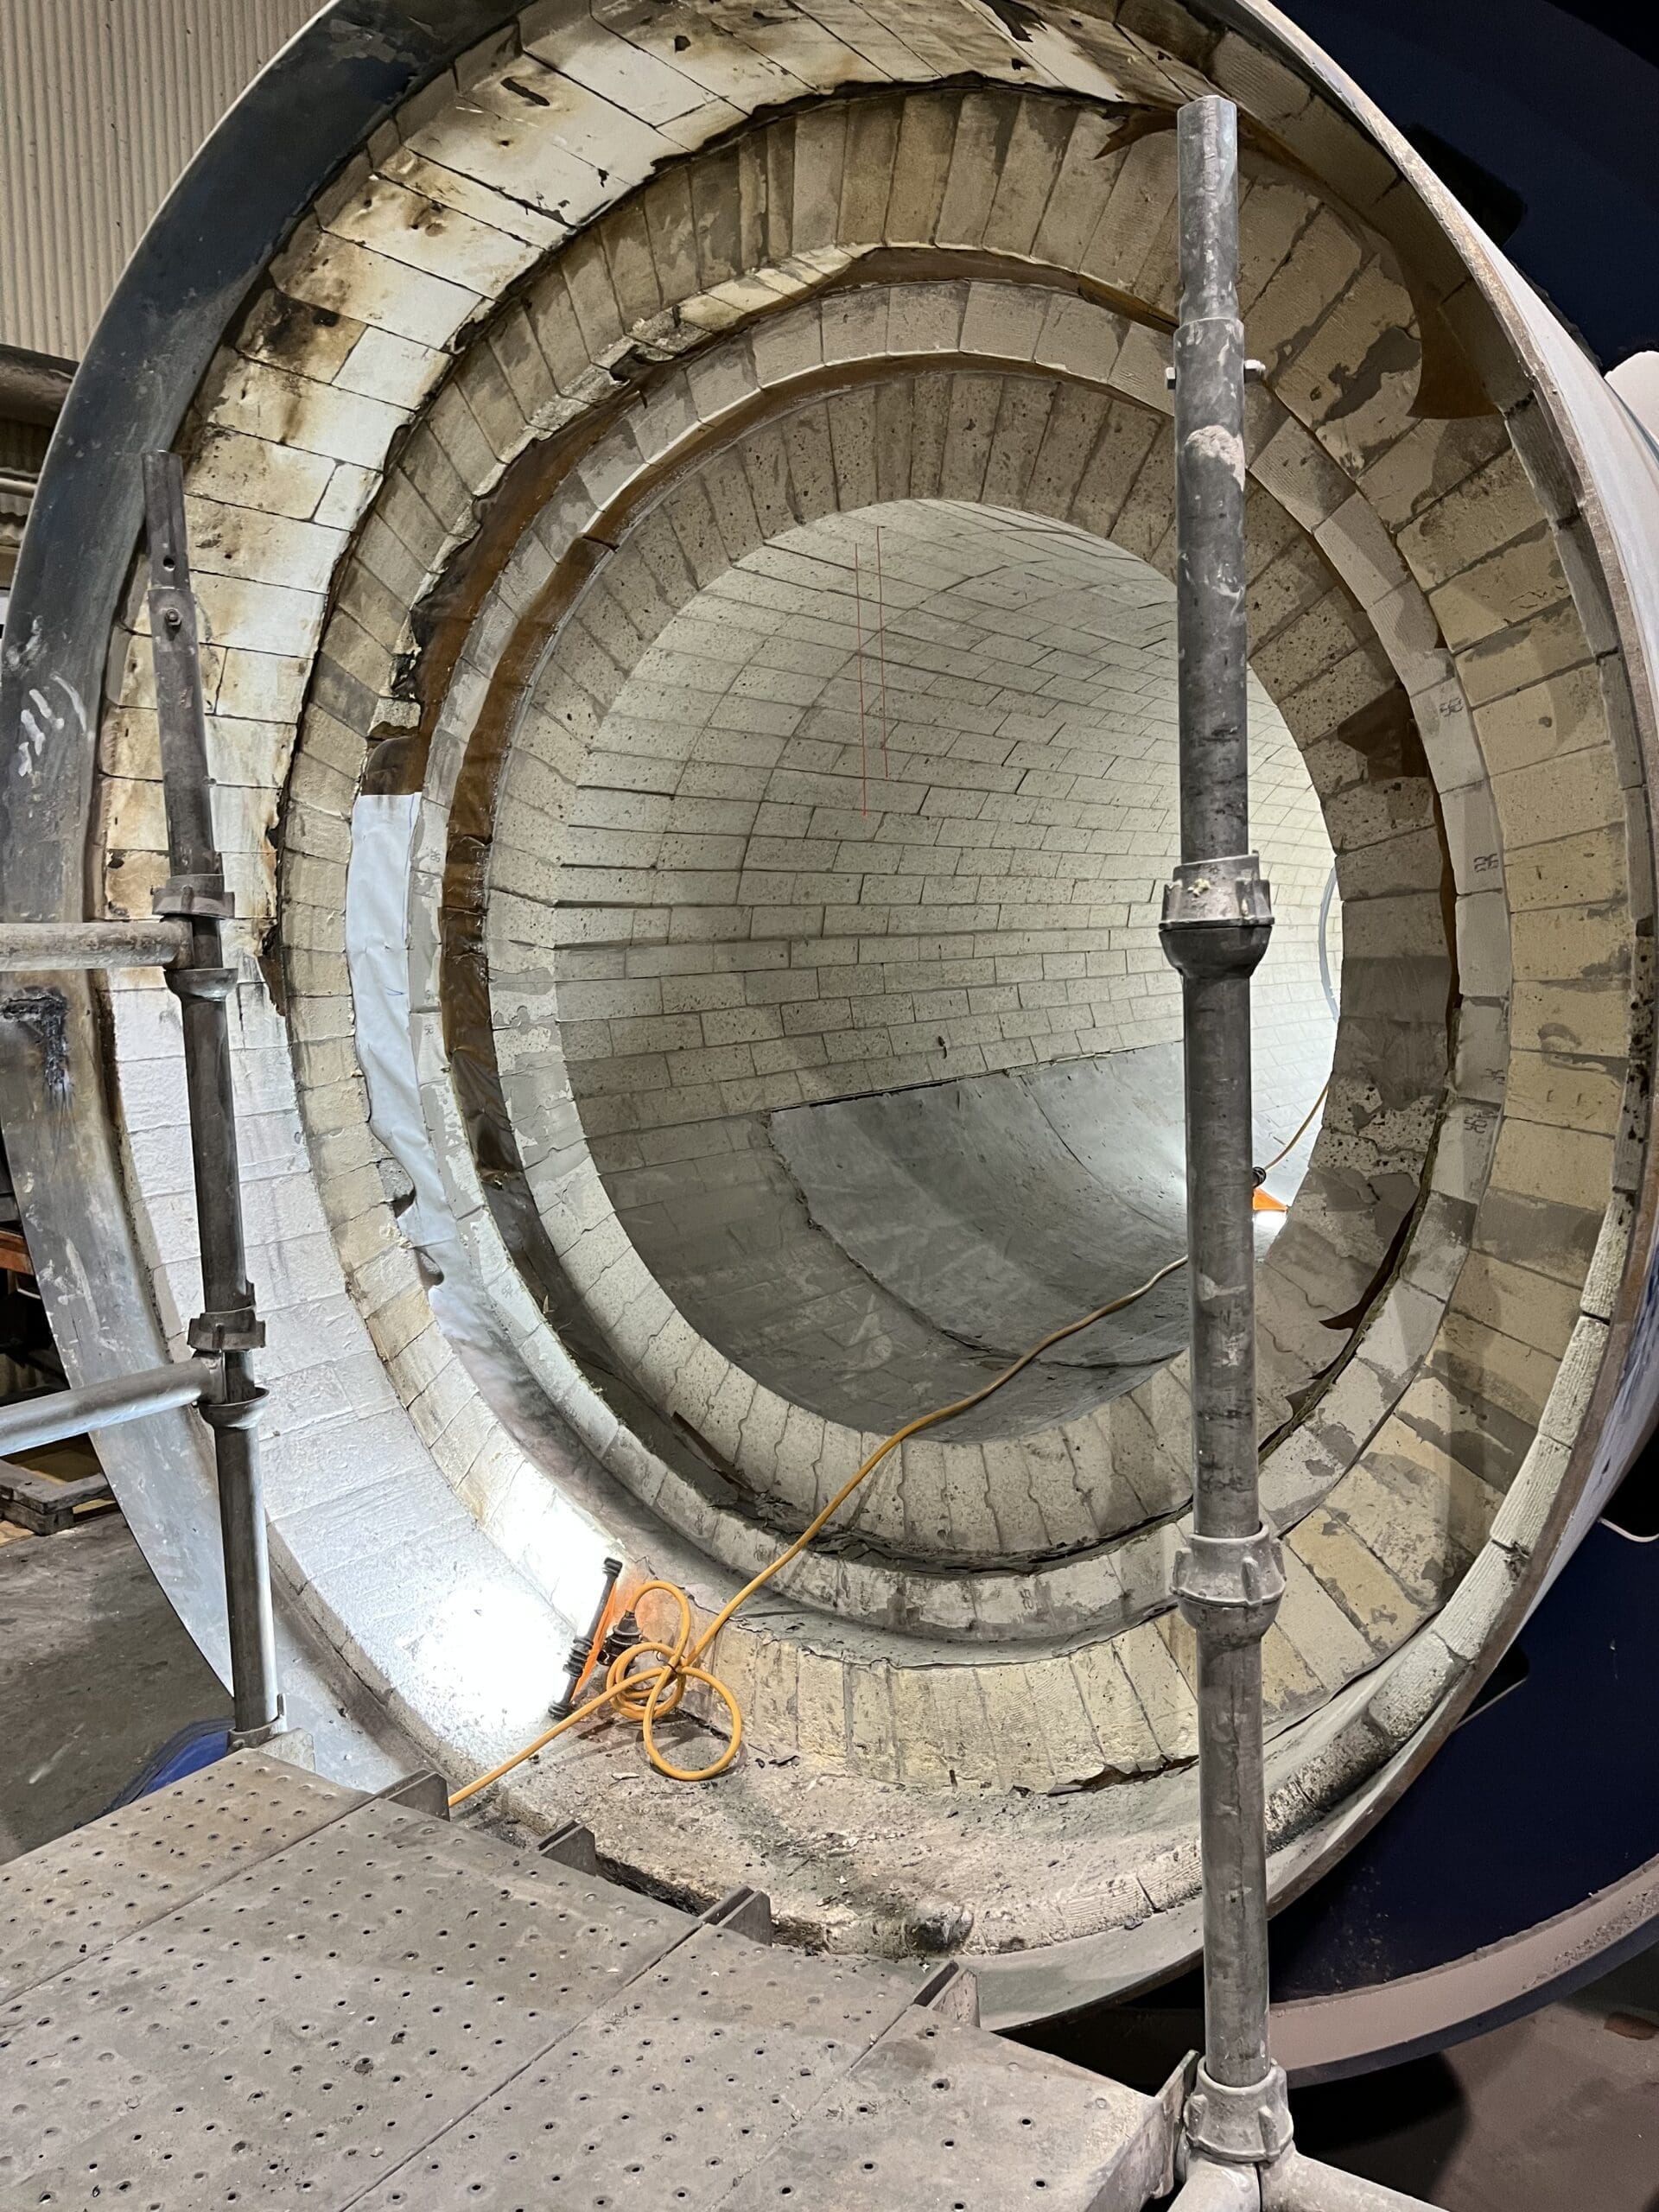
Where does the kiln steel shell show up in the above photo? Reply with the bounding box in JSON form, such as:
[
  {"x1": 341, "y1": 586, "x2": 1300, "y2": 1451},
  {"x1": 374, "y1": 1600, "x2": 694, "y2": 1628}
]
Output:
[{"x1": 5, "y1": 0, "x2": 1659, "y2": 2045}]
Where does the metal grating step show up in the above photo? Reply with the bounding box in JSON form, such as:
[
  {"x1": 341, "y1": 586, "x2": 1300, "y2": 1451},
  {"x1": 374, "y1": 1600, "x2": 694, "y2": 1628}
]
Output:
[
  {"x1": 0, "y1": 1754, "x2": 1173, "y2": 2212},
  {"x1": 721, "y1": 2006, "x2": 1173, "y2": 2212},
  {"x1": 0, "y1": 1792, "x2": 697, "y2": 2209},
  {"x1": 0, "y1": 1750, "x2": 361, "y2": 2004},
  {"x1": 349, "y1": 1922, "x2": 925, "y2": 2210}
]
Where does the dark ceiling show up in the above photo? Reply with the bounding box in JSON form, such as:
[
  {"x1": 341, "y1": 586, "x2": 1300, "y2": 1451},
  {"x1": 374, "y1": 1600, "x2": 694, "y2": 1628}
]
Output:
[{"x1": 1286, "y1": 0, "x2": 1659, "y2": 364}]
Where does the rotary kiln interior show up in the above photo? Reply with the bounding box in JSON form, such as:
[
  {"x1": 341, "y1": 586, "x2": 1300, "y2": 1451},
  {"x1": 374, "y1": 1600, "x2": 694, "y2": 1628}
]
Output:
[
  {"x1": 531, "y1": 498, "x2": 1338, "y2": 1448},
  {"x1": 27, "y1": 1, "x2": 1655, "y2": 2025}
]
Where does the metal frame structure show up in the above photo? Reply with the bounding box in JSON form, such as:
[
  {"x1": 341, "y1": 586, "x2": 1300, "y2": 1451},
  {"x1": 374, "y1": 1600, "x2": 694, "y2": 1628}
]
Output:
[
  {"x1": 0, "y1": 453, "x2": 282, "y2": 1749},
  {"x1": 3, "y1": 0, "x2": 1659, "y2": 2084},
  {"x1": 1161, "y1": 99, "x2": 1435, "y2": 2212},
  {"x1": 1160, "y1": 92, "x2": 1290, "y2": 2179},
  {"x1": 0, "y1": 0, "x2": 493, "y2": 1789}
]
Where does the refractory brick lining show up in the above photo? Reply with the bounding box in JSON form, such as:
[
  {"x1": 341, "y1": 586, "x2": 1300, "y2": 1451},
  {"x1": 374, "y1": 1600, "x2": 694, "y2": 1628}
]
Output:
[{"x1": 531, "y1": 500, "x2": 1338, "y2": 1146}]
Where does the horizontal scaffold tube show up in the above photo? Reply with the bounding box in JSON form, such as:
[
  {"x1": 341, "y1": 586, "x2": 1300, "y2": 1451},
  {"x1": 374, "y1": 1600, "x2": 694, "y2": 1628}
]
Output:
[
  {"x1": 1262, "y1": 2148, "x2": 1443, "y2": 2210},
  {"x1": 0, "y1": 1360, "x2": 211, "y2": 1453},
  {"x1": 0, "y1": 920, "x2": 189, "y2": 969},
  {"x1": 1169, "y1": 2158, "x2": 1259, "y2": 2209}
]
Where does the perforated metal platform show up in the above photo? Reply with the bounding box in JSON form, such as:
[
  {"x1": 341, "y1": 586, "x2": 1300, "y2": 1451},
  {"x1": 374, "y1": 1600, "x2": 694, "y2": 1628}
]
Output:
[{"x1": 0, "y1": 1752, "x2": 1175, "y2": 2210}]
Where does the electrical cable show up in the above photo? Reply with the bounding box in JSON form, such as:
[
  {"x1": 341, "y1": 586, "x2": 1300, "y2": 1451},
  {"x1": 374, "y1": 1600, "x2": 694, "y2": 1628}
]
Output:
[
  {"x1": 448, "y1": 1252, "x2": 1190, "y2": 1808},
  {"x1": 1256, "y1": 1078, "x2": 1330, "y2": 1181}
]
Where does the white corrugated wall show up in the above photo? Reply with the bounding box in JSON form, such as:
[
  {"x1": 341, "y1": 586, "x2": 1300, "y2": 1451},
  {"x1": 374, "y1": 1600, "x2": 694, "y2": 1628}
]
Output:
[{"x1": 0, "y1": 0, "x2": 323, "y2": 361}]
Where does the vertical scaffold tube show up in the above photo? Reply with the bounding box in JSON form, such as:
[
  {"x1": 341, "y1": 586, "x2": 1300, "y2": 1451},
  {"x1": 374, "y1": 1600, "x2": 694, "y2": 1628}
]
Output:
[
  {"x1": 143, "y1": 452, "x2": 283, "y2": 1749},
  {"x1": 1160, "y1": 95, "x2": 1293, "y2": 2175}
]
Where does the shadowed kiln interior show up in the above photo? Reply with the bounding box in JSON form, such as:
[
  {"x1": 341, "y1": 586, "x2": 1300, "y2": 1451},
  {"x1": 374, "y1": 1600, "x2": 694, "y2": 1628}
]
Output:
[{"x1": 542, "y1": 499, "x2": 1340, "y2": 1436}]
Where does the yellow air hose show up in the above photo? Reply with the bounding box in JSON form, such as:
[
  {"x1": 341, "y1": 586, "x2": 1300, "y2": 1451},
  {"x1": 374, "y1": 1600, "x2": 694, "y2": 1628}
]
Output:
[
  {"x1": 448, "y1": 1252, "x2": 1189, "y2": 1808},
  {"x1": 449, "y1": 1076, "x2": 1332, "y2": 1809}
]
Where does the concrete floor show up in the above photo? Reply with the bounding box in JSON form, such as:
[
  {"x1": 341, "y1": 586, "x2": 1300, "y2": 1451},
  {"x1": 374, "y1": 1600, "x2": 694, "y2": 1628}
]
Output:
[
  {"x1": 0, "y1": 1510, "x2": 229, "y2": 1859},
  {"x1": 1288, "y1": 1961, "x2": 1659, "y2": 2210},
  {"x1": 0, "y1": 1516, "x2": 1653, "y2": 2208}
]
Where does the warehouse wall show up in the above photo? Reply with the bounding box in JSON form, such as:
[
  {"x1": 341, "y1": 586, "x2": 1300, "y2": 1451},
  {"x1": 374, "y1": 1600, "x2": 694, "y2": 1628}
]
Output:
[{"x1": 0, "y1": 0, "x2": 321, "y2": 363}]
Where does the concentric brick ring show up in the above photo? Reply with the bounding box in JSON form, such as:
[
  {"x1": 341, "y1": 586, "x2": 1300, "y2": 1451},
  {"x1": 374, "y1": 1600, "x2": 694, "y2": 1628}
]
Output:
[
  {"x1": 435, "y1": 331, "x2": 1351, "y2": 1616},
  {"x1": 8, "y1": 0, "x2": 1658, "y2": 2023},
  {"x1": 483, "y1": 486, "x2": 1338, "y2": 1549}
]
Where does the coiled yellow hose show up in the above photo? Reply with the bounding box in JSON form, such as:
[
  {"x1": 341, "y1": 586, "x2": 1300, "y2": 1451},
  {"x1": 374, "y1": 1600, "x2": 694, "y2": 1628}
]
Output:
[{"x1": 448, "y1": 1252, "x2": 1189, "y2": 1808}]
